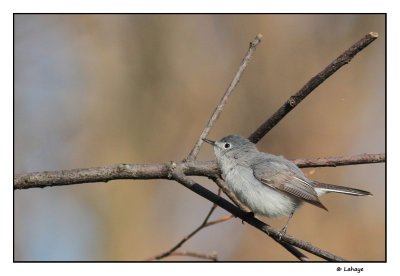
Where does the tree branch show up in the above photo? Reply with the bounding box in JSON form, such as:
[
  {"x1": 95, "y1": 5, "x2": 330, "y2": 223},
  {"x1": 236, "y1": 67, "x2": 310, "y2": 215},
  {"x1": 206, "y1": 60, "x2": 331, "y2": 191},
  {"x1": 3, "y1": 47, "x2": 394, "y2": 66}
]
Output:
[
  {"x1": 292, "y1": 153, "x2": 385, "y2": 168},
  {"x1": 145, "y1": 211, "x2": 231, "y2": 261},
  {"x1": 187, "y1": 34, "x2": 263, "y2": 161},
  {"x1": 145, "y1": 193, "x2": 231, "y2": 261},
  {"x1": 14, "y1": 153, "x2": 385, "y2": 190},
  {"x1": 248, "y1": 32, "x2": 379, "y2": 144},
  {"x1": 171, "y1": 169, "x2": 346, "y2": 261}
]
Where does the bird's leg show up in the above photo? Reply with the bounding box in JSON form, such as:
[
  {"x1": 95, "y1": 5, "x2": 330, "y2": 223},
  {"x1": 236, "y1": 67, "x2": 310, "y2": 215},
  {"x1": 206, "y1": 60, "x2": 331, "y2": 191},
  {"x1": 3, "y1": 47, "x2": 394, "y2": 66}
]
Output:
[{"x1": 277, "y1": 211, "x2": 294, "y2": 240}]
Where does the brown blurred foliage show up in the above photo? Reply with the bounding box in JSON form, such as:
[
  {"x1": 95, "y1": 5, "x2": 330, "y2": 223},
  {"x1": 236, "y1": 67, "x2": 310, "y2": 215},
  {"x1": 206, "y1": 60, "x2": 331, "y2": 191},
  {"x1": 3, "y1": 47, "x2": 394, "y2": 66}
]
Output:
[{"x1": 14, "y1": 14, "x2": 385, "y2": 261}]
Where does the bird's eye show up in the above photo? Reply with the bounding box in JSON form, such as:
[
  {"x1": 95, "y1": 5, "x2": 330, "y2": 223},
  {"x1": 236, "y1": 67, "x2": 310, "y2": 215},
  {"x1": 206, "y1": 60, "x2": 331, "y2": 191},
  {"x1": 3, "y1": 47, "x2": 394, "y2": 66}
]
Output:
[{"x1": 224, "y1": 143, "x2": 231, "y2": 149}]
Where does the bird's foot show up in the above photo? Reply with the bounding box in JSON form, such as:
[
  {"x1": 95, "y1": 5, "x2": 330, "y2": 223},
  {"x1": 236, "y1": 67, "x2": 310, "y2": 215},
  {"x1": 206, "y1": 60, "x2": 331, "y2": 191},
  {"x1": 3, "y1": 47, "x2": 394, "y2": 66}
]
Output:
[{"x1": 277, "y1": 227, "x2": 288, "y2": 241}]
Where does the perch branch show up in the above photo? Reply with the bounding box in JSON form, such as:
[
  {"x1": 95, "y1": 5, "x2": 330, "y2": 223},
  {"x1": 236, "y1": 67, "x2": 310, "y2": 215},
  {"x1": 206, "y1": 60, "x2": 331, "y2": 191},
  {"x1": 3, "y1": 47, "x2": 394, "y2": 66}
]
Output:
[
  {"x1": 187, "y1": 34, "x2": 263, "y2": 161},
  {"x1": 171, "y1": 169, "x2": 346, "y2": 261},
  {"x1": 14, "y1": 153, "x2": 385, "y2": 190},
  {"x1": 248, "y1": 32, "x2": 379, "y2": 144},
  {"x1": 292, "y1": 153, "x2": 385, "y2": 168}
]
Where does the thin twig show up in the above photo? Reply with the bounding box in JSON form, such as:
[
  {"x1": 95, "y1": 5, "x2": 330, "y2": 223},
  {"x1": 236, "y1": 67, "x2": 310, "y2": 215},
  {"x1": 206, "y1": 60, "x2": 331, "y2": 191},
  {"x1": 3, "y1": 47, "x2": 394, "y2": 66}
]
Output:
[
  {"x1": 14, "y1": 153, "x2": 385, "y2": 190},
  {"x1": 169, "y1": 251, "x2": 218, "y2": 261},
  {"x1": 187, "y1": 34, "x2": 263, "y2": 161},
  {"x1": 171, "y1": 169, "x2": 346, "y2": 261},
  {"x1": 145, "y1": 195, "x2": 232, "y2": 261},
  {"x1": 204, "y1": 215, "x2": 233, "y2": 227},
  {"x1": 248, "y1": 32, "x2": 379, "y2": 144}
]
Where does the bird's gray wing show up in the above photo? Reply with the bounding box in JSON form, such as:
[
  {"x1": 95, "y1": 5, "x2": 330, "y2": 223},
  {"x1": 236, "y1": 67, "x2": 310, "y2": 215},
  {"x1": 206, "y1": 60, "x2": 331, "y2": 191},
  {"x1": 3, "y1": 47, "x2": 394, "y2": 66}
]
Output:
[{"x1": 252, "y1": 160, "x2": 328, "y2": 211}]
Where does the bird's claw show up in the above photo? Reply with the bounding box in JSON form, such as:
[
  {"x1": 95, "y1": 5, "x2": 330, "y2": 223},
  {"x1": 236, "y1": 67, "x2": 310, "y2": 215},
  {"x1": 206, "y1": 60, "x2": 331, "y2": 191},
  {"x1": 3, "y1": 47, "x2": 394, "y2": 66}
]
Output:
[{"x1": 277, "y1": 229, "x2": 286, "y2": 241}]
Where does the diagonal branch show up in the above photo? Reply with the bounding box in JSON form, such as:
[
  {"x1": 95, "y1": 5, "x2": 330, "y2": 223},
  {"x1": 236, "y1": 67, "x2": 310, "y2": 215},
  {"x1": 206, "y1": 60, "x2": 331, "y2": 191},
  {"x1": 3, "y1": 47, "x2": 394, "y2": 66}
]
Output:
[
  {"x1": 171, "y1": 169, "x2": 346, "y2": 261},
  {"x1": 248, "y1": 32, "x2": 379, "y2": 144},
  {"x1": 211, "y1": 178, "x2": 310, "y2": 261},
  {"x1": 187, "y1": 34, "x2": 263, "y2": 161}
]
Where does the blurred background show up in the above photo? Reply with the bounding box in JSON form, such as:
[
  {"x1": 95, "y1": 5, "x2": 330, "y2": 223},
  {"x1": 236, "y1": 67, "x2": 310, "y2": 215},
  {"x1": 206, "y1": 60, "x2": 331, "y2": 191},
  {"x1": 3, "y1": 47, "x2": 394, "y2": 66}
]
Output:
[{"x1": 14, "y1": 14, "x2": 385, "y2": 261}]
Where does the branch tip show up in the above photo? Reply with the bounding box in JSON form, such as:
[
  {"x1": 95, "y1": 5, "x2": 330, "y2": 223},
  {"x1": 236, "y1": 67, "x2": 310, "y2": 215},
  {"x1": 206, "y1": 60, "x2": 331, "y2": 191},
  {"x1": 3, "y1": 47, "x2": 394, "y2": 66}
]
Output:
[{"x1": 369, "y1": 32, "x2": 379, "y2": 38}]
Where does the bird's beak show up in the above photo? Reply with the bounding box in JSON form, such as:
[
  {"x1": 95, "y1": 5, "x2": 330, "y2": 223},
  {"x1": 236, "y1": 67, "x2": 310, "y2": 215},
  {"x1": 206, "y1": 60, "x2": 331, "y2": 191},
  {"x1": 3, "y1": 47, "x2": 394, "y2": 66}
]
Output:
[{"x1": 202, "y1": 138, "x2": 216, "y2": 146}]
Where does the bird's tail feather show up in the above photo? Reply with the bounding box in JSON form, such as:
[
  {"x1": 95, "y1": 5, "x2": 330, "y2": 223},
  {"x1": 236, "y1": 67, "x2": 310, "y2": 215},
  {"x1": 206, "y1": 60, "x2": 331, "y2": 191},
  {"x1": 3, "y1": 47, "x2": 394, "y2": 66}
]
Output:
[{"x1": 312, "y1": 181, "x2": 372, "y2": 196}]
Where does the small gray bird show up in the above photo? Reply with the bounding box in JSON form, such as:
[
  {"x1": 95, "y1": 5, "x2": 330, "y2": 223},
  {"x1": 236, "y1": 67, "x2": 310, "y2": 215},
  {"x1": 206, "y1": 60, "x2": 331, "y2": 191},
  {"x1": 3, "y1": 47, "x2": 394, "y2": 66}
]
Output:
[{"x1": 203, "y1": 135, "x2": 372, "y2": 238}]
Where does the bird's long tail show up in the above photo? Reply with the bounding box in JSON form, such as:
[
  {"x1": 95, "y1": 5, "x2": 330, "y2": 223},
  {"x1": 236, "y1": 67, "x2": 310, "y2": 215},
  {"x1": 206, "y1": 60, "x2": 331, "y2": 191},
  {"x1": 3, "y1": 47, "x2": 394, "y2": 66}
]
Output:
[{"x1": 312, "y1": 181, "x2": 373, "y2": 196}]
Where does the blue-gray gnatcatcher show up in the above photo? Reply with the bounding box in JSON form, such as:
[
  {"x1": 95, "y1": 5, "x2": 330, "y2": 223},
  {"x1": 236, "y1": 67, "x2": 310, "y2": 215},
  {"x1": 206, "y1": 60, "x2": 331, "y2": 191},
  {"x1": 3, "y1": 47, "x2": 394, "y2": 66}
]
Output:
[{"x1": 203, "y1": 135, "x2": 372, "y2": 237}]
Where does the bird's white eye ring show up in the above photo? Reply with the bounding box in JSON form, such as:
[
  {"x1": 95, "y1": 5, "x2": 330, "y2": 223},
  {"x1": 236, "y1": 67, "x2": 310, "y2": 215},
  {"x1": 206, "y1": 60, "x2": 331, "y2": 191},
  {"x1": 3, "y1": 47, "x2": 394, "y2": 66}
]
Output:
[{"x1": 224, "y1": 143, "x2": 231, "y2": 149}]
